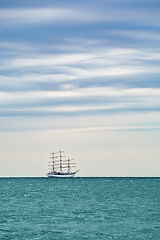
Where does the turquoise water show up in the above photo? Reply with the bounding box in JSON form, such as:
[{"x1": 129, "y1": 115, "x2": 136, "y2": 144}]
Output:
[{"x1": 0, "y1": 177, "x2": 160, "y2": 239}]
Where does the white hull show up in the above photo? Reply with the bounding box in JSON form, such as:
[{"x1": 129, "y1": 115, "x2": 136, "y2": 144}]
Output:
[{"x1": 47, "y1": 172, "x2": 77, "y2": 178}]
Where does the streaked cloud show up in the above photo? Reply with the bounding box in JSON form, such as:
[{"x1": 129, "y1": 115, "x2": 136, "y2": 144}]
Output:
[
  {"x1": 109, "y1": 30, "x2": 160, "y2": 41},
  {"x1": 1, "y1": 47, "x2": 159, "y2": 76},
  {"x1": 0, "y1": 111, "x2": 159, "y2": 132},
  {"x1": 0, "y1": 7, "x2": 159, "y2": 27},
  {"x1": 0, "y1": 87, "x2": 159, "y2": 117}
]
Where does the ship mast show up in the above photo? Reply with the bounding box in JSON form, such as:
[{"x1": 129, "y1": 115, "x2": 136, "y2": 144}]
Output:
[
  {"x1": 67, "y1": 158, "x2": 75, "y2": 173},
  {"x1": 49, "y1": 151, "x2": 57, "y2": 172},
  {"x1": 48, "y1": 150, "x2": 78, "y2": 175},
  {"x1": 67, "y1": 158, "x2": 70, "y2": 173},
  {"x1": 59, "y1": 150, "x2": 65, "y2": 173}
]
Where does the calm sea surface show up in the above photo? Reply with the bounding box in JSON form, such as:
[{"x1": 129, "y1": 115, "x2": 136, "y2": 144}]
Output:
[{"x1": 0, "y1": 177, "x2": 160, "y2": 239}]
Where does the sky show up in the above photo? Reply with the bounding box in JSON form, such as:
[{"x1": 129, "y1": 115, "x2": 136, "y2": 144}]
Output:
[{"x1": 0, "y1": 0, "x2": 160, "y2": 177}]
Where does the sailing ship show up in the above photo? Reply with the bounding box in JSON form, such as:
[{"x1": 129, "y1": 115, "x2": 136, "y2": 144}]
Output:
[{"x1": 46, "y1": 150, "x2": 79, "y2": 177}]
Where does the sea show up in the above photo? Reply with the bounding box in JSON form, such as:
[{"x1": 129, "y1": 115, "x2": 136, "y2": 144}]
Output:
[{"x1": 0, "y1": 177, "x2": 160, "y2": 240}]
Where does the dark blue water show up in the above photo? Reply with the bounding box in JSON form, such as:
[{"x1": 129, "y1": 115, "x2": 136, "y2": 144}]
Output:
[{"x1": 0, "y1": 177, "x2": 160, "y2": 239}]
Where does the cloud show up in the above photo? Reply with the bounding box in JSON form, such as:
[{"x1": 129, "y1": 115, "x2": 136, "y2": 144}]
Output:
[
  {"x1": 0, "y1": 46, "x2": 159, "y2": 97},
  {"x1": 0, "y1": 4, "x2": 159, "y2": 121},
  {"x1": 0, "y1": 8, "x2": 72, "y2": 25},
  {"x1": 1, "y1": 47, "x2": 159, "y2": 77},
  {"x1": 0, "y1": 87, "x2": 159, "y2": 117},
  {"x1": 0, "y1": 111, "x2": 159, "y2": 132},
  {"x1": 0, "y1": 7, "x2": 159, "y2": 27},
  {"x1": 109, "y1": 30, "x2": 160, "y2": 41}
]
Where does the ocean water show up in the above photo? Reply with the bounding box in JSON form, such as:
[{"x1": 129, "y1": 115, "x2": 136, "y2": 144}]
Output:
[{"x1": 0, "y1": 177, "x2": 159, "y2": 240}]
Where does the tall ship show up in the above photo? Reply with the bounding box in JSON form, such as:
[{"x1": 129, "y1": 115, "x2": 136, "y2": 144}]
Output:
[{"x1": 46, "y1": 150, "x2": 79, "y2": 177}]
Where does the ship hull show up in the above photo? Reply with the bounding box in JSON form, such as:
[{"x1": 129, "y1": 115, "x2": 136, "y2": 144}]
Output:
[{"x1": 46, "y1": 172, "x2": 76, "y2": 178}]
